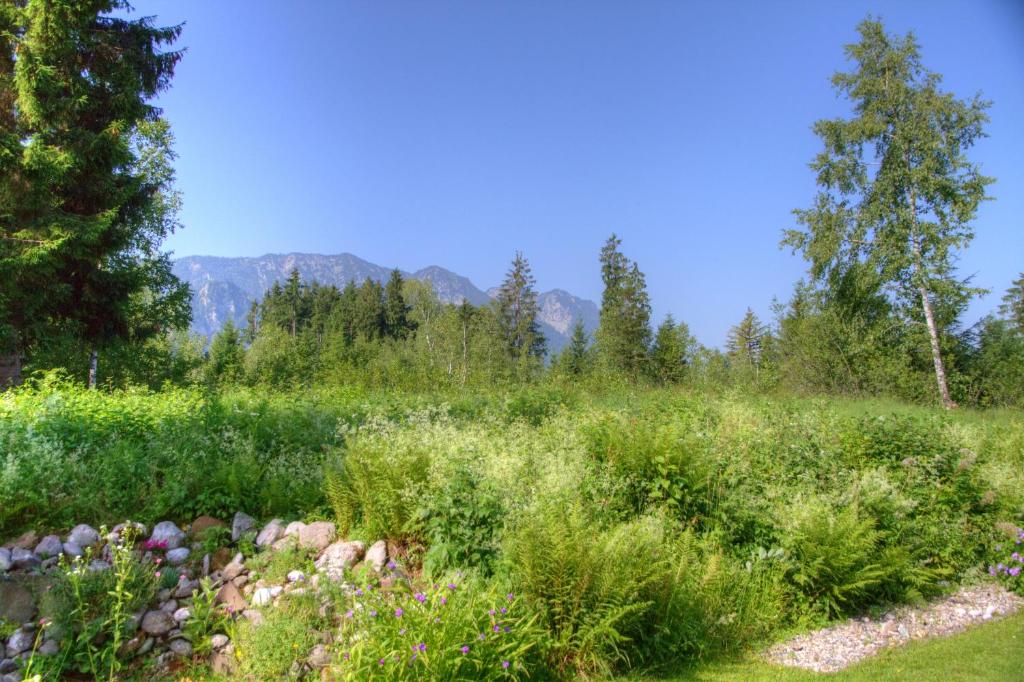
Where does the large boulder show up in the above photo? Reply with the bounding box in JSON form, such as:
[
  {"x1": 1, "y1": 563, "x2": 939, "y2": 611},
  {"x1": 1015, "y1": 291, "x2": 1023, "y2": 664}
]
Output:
[
  {"x1": 165, "y1": 548, "x2": 190, "y2": 566},
  {"x1": 5, "y1": 629, "x2": 34, "y2": 657},
  {"x1": 5, "y1": 531, "x2": 38, "y2": 551},
  {"x1": 255, "y1": 519, "x2": 285, "y2": 548},
  {"x1": 231, "y1": 512, "x2": 255, "y2": 542},
  {"x1": 140, "y1": 610, "x2": 175, "y2": 636},
  {"x1": 11, "y1": 548, "x2": 39, "y2": 570},
  {"x1": 149, "y1": 522, "x2": 186, "y2": 550},
  {"x1": 365, "y1": 540, "x2": 388, "y2": 572},
  {"x1": 67, "y1": 524, "x2": 100, "y2": 548},
  {"x1": 297, "y1": 522, "x2": 336, "y2": 552},
  {"x1": 34, "y1": 535, "x2": 62, "y2": 559},
  {"x1": 0, "y1": 548, "x2": 10, "y2": 572},
  {"x1": 315, "y1": 541, "x2": 365, "y2": 580},
  {"x1": 0, "y1": 583, "x2": 36, "y2": 623},
  {"x1": 215, "y1": 582, "x2": 247, "y2": 613}
]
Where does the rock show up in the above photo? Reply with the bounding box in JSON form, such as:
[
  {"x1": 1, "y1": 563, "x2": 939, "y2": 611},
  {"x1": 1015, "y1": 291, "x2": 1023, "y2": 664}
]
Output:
[
  {"x1": 62, "y1": 542, "x2": 83, "y2": 558},
  {"x1": 233, "y1": 575, "x2": 249, "y2": 588},
  {"x1": 242, "y1": 609, "x2": 264, "y2": 626},
  {"x1": 169, "y1": 638, "x2": 193, "y2": 657},
  {"x1": 5, "y1": 532, "x2": 38, "y2": 551},
  {"x1": 297, "y1": 522, "x2": 336, "y2": 552},
  {"x1": 174, "y1": 578, "x2": 198, "y2": 599},
  {"x1": 215, "y1": 582, "x2": 247, "y2": 613},
  {"x1": 140, "y1": 610, "x2": 175, "y2": 636},
  {"x1": 983, "y1": 605, "x2": 996, "y2": 620},
  {"x1": 36, "y1": 640, "x2": 59, "y2": 656},
  {"x1": 308, "y1": 643, "x2": 331, "y2": 668},
  {"x1": 315, "y1": 541, "x2": 365, "y2": 580},
  {"x1": 232, "y1": 512, "x2": 256, "y2": 542},
  {"x1": 0, "y1": 660, "x2": 15, "y2": 674},
  {"x1": 210, "y1": 547, "x2": 233, "y2": 571},
  {"x1": 172, "y1": 607, "x2": 191, "y2": 623},
  {"x1": 210, "y1": 634, "x2": 229, "y2": 650},
  {"x1": 149, "y1": 521, "x2": 186, "y2": 550},
  {"x1": 0, "y1": 549, "x2": 10, "y2": 573},
  {"x1": 166, "y1": 547, "x2": 190, "y2": 566},
  {"x1": 190, "y1": 516, "x2": 228, "y2": 541},
  {"x1": 160, "y1": 599, "x2": 179, "y2": 614},
  {"x1": 5, "y1": 630, "x2": 33, "y2": 657},
  {"x1": 0, "y1": 584, "x2": 35, "y2": 624},
  {"x1": 365, "y1": 540, "x2": 388, "y2": 572},
  {"x1": 287, "y1": 570, "x2": 305, "y2": 583},
  {"x1": 284, "y1": 521, "x2": 306, "y2": 538},
  {"x1": 251, "y1": 587, "x2": 274, "y2": 606},
  {"x1": 256, "y1": 519, "x2": 286, "y2": 547},
  {"x1": 9, "y1": 549, "x2": 38, "y2": 571},
  {"x1": 210, "y1": 649, "x2": 236, "y2": 675},
  {"x1": 137, "y1": 637, "x2": 155, "y2": 657},
  {"x1": 33, "y1": 535, "x2": 62, "y2": 559},
  {"x1": 67, "y1": 524, "x2": 100, "y2": 548},
  {"x1": 222, "y1": 553, "x2": 245, "y2": 581},
  {"x1": 108, "y1": 522, "x2": 147, "y2": 544},
  {"x1": 898, "y1": 624, "x2": 909, "y2": 638},
  {"x1": 88, "y1": 559, "x2": 110, "y2": 572}
]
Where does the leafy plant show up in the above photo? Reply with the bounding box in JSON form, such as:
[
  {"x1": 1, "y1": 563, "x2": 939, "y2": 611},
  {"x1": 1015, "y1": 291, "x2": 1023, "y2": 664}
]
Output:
[{"x1": 184, "y1": 578, "x2": 230, "y2": 655}]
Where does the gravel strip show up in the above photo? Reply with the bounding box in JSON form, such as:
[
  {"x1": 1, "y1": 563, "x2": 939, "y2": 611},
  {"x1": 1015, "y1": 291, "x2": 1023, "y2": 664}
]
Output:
[{"x1": 762, "y1": 584, "x2": 1023, "y2": 673}]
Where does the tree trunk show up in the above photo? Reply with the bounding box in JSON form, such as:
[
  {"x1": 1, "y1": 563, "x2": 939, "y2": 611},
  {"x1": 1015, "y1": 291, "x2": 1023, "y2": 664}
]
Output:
[
  {"x1": 919, "y1": 285, "x2": 956, "y2": 409},
  {"x1": 0, "y1": 352, "x2": 21, "y2": 389},
  {"x1": 88, "y1": 349, "x2": 98, "y2": 389}
]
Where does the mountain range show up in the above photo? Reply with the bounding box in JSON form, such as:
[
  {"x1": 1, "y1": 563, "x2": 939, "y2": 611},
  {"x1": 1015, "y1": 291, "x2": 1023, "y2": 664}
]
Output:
[{"x1": 171, "y1": 253, "x2": 599, "y2": 353}]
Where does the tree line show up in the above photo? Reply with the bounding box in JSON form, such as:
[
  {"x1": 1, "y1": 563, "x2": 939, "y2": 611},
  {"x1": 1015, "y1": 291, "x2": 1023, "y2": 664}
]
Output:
[{"x1": 1, "y1": 7, "x2": 1021, "y2": 407}]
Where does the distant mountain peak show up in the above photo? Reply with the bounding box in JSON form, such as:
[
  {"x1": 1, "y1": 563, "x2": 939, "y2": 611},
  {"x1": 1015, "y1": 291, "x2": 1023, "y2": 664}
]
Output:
[{"x1": 172, "y1": 252, "x2": 598, "y2": 352}]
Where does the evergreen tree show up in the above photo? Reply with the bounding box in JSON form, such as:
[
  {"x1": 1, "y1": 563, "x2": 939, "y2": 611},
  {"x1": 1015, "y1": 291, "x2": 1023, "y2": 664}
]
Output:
[
  {"x1": 383, "y1": 269, "x2": 413, "y2": 339},
  {"x1": 999, "y1": 273, "x2": 1024, "y2": 332},
  {"x1": 353, "y1": 278, "x2": 385, "y2": 340},
  {"x1": 494, "y1": 252, "x2": 545, "y2": 361},
  {"x1": 651, "y1": 314, "x2": 695, "y2": 384},
  {"x1": 727, "y1": 308, "x2": 767, "y2": 374},
  {"x1": 596, "y1": 235, "x2": 651, "y2": 377},
  {"x1": 205, "y1": 319, "x2": 245, "y2": 386},
  {"x1": 565, "y1": 320, "x2": 592, "y2": 376},
  {"x1": 245, "y1": 300, "x2": 260, "y2": 343},
  {"x1": 784, "y1": 18, "x2": 993, "y2": 409},
  {"x1": 0, "y1": 1, "x2": 186, "y2": 386}
]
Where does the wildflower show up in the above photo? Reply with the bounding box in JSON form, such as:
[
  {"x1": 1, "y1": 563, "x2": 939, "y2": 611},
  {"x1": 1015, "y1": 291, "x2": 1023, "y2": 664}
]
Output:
[
  {"x1": 478, "y1": 633, "x2": 486, "y2": 640},
  {"x1": 411, "y1": 653, "x2": 418, "y2": 661},
  {"x1": 418, "y1": 643, "x2": 427, "y2": 652},
  {"x1": 343, "y1": 652, "x2": 350, "y2": 661},
  {"x1": 447, "y1": 582, "x2": 457, "y2": 590},
  {"x1": 489, "y1": 609, "x2": 496, "y2": 616},
  {"x1": 460, "y1": 645, "x2": 470, "y2": 654},
  {"x1": 379, "y1": 659, "x2": 385, "y2": 666},
  {"x1": 387, "y1": 561, "x2": 397, "y2": 570},
  {"x1": 504, "y1": 626, "x2": 510, "y2": 633},
  {"x1": 500, "y1": 607, "x2": 507, "y2": 614},
  {"x1": 507, "y1": 593, "x2": 514, "y2": 601},
  {"x1": 395, "y1": 608, "x2": 404, "y2": 618},
  {"x1": 440, "y1": 597, "x2": 448, "y2": 606},
  {"x1": 989, "y1": 565, "x2": 998, "y2": 577},
  {"x1": 414, "y1": 592, "x2": 427, "y2": 603},
  {"x1": 399, "y1": 628, "x2": 406, "y2": 635},
  {"x1": 1011, "y1": 567, "x2": 1021, "y2": 577},
  {"x1": 434, "y1": 617, "x2": 441, "y2": 623},
  {"x1": 493, "y1": 625, "x2": 500, "y2": 632},
  {"x1": 345, "y1": 610, "x2": 354, "y2": 619},
  {"x1": 355, "y1": 588, "x2": 364, "y2": 597},
  {"x1": 154, "y1": 571, "x2": 161, "y2": 578},
  {"x1": 369, "y1": 610, "x2": 378, "y2": 617},
  {"x1": 502, "y1": 660, "x2": 510, "y2": 669}
]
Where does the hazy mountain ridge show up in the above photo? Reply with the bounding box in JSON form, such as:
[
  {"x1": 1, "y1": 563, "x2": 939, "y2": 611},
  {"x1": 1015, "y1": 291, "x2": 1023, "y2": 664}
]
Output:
[{"x1": 172, "y1": 253, "x2": 598, "y2": 352}]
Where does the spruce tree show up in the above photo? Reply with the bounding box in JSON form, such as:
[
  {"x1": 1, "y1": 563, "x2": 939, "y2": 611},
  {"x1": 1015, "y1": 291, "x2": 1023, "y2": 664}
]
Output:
[
  {"x1": 383, "y1": 269, "x2": 413, "y2": 339},
  {"x1": 0, "y1": 1, "x2": 186, "y2": 385},
  {"x1": 566, "y1": 320, "x2": 591, "y2": 375},
  {"x1": 726, "y1": 308, "x2": 767, "y2": 374},
  {"x1": 784, "y1": 18, "x2": 993, "y2": 408},
  {"x1": 651, "y1": 314, "x2": 695, "y2": 384},
  {"x1": 205, "y1": 319, "x2": 245, "y2": 387},
  {"x1": 999, "y1": 273, "x2": 1024, "y2": 332},
  {"x1": 494, "y1": 252, "x2": 545, "y2": 361},
  {"x1": 596, "y1": 235, "x2": 651, "y2": 377}
]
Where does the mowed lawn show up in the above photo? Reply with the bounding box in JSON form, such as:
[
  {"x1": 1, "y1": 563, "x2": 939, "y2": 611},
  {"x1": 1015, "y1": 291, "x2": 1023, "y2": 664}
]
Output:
[{"x1": 642, "y1": 613, "x2": 1024, "y2": 681}]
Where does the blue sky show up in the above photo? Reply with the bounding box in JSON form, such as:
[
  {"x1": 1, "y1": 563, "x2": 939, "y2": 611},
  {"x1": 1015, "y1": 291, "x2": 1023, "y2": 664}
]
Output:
[{"x1": 141, "y1": 0, "x2": 1024, "y2": 346}]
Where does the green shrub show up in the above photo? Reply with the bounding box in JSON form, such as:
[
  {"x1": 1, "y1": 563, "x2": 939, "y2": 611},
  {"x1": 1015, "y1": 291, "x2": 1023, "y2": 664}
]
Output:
[{"x1": 324, "y1": 439, "x2": 430, "y2": 541}]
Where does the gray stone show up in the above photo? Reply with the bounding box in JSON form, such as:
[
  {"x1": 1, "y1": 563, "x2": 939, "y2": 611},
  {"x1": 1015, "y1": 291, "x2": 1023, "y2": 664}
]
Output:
[
  {"x1": 231, "y1": 512, "x2": 255, "y2": 542},
  {"x1": 166, "y1": 547, "x2": 190, "y2": 565},
  {"x1": 36, "y1": 640, "x2": 59, "y2": 656},
  {"x1": 255, "y1": 519, "x2": 285, "y2": 548},
  {"x1": 172, "y1": 607, "x2": 191, "y2": 623},
  {"x1": 286, "y1": 570, "x2": 305, "y2": 583},
  {"x1": 168, "y1": 638, "x2": 193, "y2": 657},
  {"x1": 0, "y1": 584, "x2": 35, "y2": 624},
  {"x1": 140, "y1": 610, "x2": 175, "y2": 636},
  {"x1": 284, "y1": 521, "x2": 306, "y2": 538},
  {"x1": 33, "y1": 535, "x2": 62, "y2": 559},
  {"x1": 109, "y1": 522, "x2": 147, "y2": 544},
  {"x1": 159, "y1": 599, "x2": 179, "y2": 614},
  {"x1": 211, "y1": 649, "x2": 236, "y2": 675},
  {"x1": 365, "y1": 540, "x2": 388, "y2": 572},
  {"x1": 149, "y1": 521, "x2": 186, "y2": 550},
  {"x1": 5, "y1": 630, "x2": 33, "y2": 657},
  {"x1": 173, "y1": 578, "x2": 198, "y2": 599},
  {"x1": 88, "y1": 560, "x2": 110, "y2": 572},
  {"x1": 67, "y1": 524, "x2": 100, "y2": 548},
  {"x1": 297, "y1": 522, "x2": 336, "y2": 552},
  {"x1": 210, "y1": 634, "x2": 229, "y2": 650},
  {"x1": 62, "y1": 542, "x2": 83, "y2": 558},
  {"x1": 251, "y1": 587, "x2": 274, "y2": 606},
  {"x1": 0, "y1": 548, "x2": 10, "y2": 572},
  {"x1": 222, "y1": 554, "x2": 245, "y2": 581},
  {"x1": 2, "y1": 672, "x2": 23, "y2": 682},
  {"x1": 308, "y1": 643, "x2": 331, "y2": 668},
  {"x1": 242, "y1": 609, "x2": 264, "y2": 626},
  {"x1": 137, "y1": 637, "x2": 155, "y2": 657},
  {"x1": 314, "y1": 541, "x2": 365, "y2": 580},
  {"x1": 215, "y1": 582, "x2": 247, "y2": 613},
  {"x1": 0, "y1": 660, "x2": 15, "y2": 674},
  {"x1": 9, "y1": 549, "x2": 38, "y2": 570}
]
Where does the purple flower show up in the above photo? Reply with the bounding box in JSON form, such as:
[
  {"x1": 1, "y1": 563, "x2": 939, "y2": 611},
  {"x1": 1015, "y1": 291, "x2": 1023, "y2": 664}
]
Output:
[
  {"x1": 500, "y1": 607, "x2": 507, "y2": 614},
  {"x1": 489, "y1": 609, "x2": 496, "y2": 616},
  {"x1": 345, "y1": 610, "x2": 354, "y2": 619},
  {"x1": 343, "y1": 652, "x2": 350, "y2": 661},
  {"x1": 370, "y1": 610, "x2": 378, "y2": 617},
  {"x1": 440, "y1": 597, "x2": 448, "y2": 605},
  {"x1": 460, "y1": 645, "x2": 470, "y2": 654},
  {"x1": 379, "y1": 659, "x2": 386, "y2": 666},
  {"x1": 355, "y1": 588, "x2": 364, "y2": 597},
  {"x1": 478, "y1": 633, "x2": 486, "y2": 640},
  {"x1": 502, "y1": 660, "x2": 510, "y2": 669},
  {"x1": 1010, "y1": 567, "x2": 1021, "y2": 577},
  {"x1": 990, "y1": 565, "x2": 998, "y2": 576},
  {"x1": 507, "y1": 593, "x2": 514, "y2": 602},
  {"x1": 399, "y1": 628, "x2": 406, "y2": 635},
  {"x1": 447, "y1": 582, "x2": 457, "y2": 590},
  {"x1": 418, "y1": 643, "x2": 427, "y2": 652},
  {"x1": 504, "y1": 626, "x2": 511, "y2": 633},
  {"x1": 411, "y1": 653, "x2": 418, "y2": 661},
  {"x1": 414, "y1": 592, "x2": 427, "y2": 603},
  {"x1": 387, "y1": 560, "x2": 397, "y2": 570},
  {"x1": 395, "y1": 608, "x2": 404, "y2": 618},
  {"x1": 493, "y1": 625, "x2": 500, "y2": 632}
]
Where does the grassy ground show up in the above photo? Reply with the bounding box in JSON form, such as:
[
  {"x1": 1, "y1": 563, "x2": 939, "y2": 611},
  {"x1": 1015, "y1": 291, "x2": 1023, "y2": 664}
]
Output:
[{"x1": 645, "y1": 612, "x2": 1024, "y2": 681}]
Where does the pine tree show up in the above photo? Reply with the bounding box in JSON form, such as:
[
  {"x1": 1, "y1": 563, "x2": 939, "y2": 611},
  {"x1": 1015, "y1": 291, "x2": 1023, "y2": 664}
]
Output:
[
  {"x1": 784, "y1": 18, "x2": 993, "y2": 408},
  {"x1": 596, "y1": 235, "x2": 651, "y2": 377},
  {"x1": 727, "y1": 308, "x2": 767, "y2": 373},
  {"x1": 0, "y1": 1, "x2": 186, "y2": 386},
  {"x1": 566, "y1": 320, "x2": 591, "y2": 375},
  {"x1": 494, "y1": 252, "x2": 545, "y2": 361},
  {"x1": 999, "y1": 273, "x2": 1024, "y2": 332},
  {"x1": 353, "y1": 278, "x2": 385, "y2": 340},
  {"x1": 383, "y1": 269, "x2": 413, "y2": 339},
  {"x1": 205, "y1": 319, "x2": 245, "y2": 386},
  {"x1": 651, "y1": 314, "x2": 695, "y2": 384}
]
